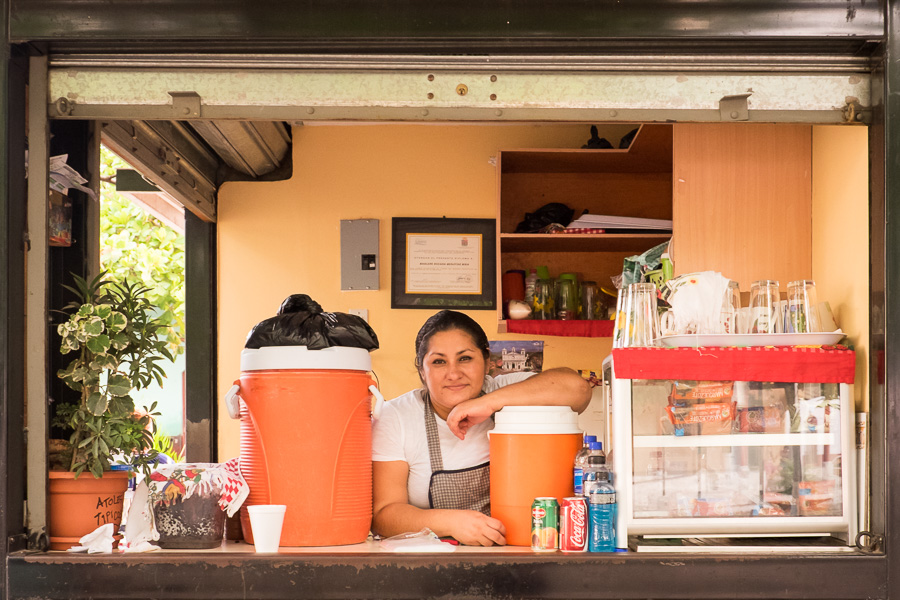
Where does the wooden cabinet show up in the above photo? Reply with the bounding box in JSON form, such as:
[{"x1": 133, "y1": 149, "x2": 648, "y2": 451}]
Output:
[
  {"x1": 496, "y1": 124, "x2": 673, "y2": 333},
  {"x1": 496, "y1": 123, "x2": 816, "y2": 335},
  {"x1": 672, "y1": 123, "x2": 813, "y2": 292}
]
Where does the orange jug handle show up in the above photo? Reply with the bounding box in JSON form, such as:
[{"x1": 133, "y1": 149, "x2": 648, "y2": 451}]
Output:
[
  {"x1": 225, "y1": 381, "x2": 242, "y2": 419},
  {"x1": 369, "y1": 384, "x2": 385, "y2": 420}
]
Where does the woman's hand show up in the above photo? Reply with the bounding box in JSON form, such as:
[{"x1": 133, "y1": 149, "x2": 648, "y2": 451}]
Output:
[
  {"x1": 446, "y1": 510, "x2": 507, "y2": 546},
  {"x1": 446, "y1": 396, "x2": 495, "y2": 440}
]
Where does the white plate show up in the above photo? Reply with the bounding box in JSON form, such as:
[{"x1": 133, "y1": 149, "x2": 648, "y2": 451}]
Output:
[{"x1": 659, "y1": 331, "x2": 845, "y2": 348}]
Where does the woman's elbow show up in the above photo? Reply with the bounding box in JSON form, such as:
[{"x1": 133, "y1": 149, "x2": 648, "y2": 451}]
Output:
[{"x1": 572, "y1": 376, "x2": 592, "y2": 413}]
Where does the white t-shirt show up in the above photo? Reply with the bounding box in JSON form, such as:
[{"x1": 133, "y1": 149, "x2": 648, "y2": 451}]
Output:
[{"x1": 372, "y1": 372, "x2": 536, "y2": 510}]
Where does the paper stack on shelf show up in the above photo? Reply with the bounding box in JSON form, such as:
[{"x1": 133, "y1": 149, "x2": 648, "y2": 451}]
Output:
[{"x1": 567, "y1": 214, "x2": 672, "y2": 231}]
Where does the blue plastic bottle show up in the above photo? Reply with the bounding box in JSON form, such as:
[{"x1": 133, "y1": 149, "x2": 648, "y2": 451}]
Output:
[
  {"x1": 572, "y1": 435, "x2": 597, "y2": 495},
  {"x1": 588, "y1": 470, "x2": 617, "y2": 552}
]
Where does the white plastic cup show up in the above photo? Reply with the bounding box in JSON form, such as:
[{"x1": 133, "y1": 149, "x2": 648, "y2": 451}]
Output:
[{"x1": 247, "y1": 505, "x2": 286, "y2": 553}]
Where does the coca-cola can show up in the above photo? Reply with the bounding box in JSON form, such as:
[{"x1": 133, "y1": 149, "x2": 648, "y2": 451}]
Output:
[{"x1": 560, "y1": 496, "x2": 588, "y2": 552}]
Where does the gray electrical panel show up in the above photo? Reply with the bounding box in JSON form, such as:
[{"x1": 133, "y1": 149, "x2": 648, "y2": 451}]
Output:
[{"x1": 340, "y1": 219, "x2": 379, "y2": 290}]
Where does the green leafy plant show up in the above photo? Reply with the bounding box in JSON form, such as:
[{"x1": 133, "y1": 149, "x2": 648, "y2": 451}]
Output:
[
  {"x1": 56, "y1": 271, "x2": 175, "y2": 478},
  {"x1": 100, "y1": 146, "x2": 185, "y2": 357},
  {"x1": 152, "y1": 431, "x2": 186, "y2": 463}
]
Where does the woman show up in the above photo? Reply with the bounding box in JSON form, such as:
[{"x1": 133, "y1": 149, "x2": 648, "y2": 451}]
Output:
[{"x1": 371, "y1": 310, "x2": 592, "y2": 546}]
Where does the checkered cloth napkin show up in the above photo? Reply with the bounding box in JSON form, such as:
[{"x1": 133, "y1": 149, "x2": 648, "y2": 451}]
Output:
[
  {"x1": 557, "y1": 227, "x2": 607, "y2": 234},
  {"x1": 220, "y1": 458, "x2": 249, "y2": 517}
]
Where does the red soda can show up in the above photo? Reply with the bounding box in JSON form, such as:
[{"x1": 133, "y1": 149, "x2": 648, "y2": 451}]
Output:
[{"x1": 560, "y1": 496, "x2": 588, "y2": 552}]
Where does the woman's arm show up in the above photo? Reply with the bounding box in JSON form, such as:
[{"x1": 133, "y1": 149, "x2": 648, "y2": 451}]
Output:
[
  {"x1": 446, "y1": 367, "x2": 592, "y2": 440},
  {"x1": 372, "y1": 461, "x2": 506, "y2": 546}
]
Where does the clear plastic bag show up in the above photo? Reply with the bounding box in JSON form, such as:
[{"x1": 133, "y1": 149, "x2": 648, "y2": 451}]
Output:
[{"x1": 379, "y1": 528, "x2": 456, "y2": 552}]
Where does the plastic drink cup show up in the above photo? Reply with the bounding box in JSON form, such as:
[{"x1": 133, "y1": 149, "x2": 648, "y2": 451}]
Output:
[
  {"x1": 749, "y1": 279, "x2": 780, "y2": 334},
  {"x1": 786, "y1": 280, "x2": 822, "y2": 333},
  {"x1": 247, "y1": 504, "x2": 287, "y2": 552},
  {"x1": 620, "y1": 283, "x2": 660, "y2": 347}
]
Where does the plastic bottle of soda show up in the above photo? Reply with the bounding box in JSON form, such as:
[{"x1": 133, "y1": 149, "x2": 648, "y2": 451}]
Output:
[
  {"x1": 588, "y1": 469, "x2": 617, "y2": 552},
  {"x1": 581, "y1": 450, "x2": 608, "y2": 498},
  {"x1": 573, "y1": 435, "x2": 597, "y2": 495}
]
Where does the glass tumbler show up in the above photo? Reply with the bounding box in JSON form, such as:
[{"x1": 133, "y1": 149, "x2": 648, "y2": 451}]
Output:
[
  {"x1": 581, "y1": 281, "x2": 601, "y2": 320},
  {"x1": 619, "y1": 282, "x2": 660, "y2": 347},
  {"x1": 786, "y1": 280, "x2": 822, "y2": 333},
  {"x1": 748, "y1": 279, "x2": 780, "y2": 334},
  {"x1": 613, "y1": 286, "x2": 627, "y2": 347},
  {"x1": 556, "y1": 278, "x2": 577, "y2": 320},
  {"x1": 532, "y1": 278, "x2": 556, "y2": 320},
  {"x1": 719, "y1": 280, "x2": 741, "y2": 334}
]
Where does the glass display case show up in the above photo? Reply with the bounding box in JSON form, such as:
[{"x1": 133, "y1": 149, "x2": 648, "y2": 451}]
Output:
[{"x1": 604, "y1": 346, "x2": 857, "y2": 548}]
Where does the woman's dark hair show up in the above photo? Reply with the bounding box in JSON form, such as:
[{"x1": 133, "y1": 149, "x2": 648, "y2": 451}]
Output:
[{"x1": 414, "y1": 310, "x2": 490, "y2": 370}]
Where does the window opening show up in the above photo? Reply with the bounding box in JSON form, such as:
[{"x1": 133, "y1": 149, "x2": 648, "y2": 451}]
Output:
[{"x1": 99, "y1": 144, "x2": 186, "y2": 460}]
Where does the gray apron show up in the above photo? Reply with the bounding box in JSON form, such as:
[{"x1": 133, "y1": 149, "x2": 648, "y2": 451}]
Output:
[{"x1": 422, "y1": 392, "x2": 491, "y2": 516}]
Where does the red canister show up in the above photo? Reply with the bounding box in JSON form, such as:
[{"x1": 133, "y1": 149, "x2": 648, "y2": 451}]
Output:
[
  {"x1": 560, "y1": 496, "x2": 588, "y2": 552},
  {"x1": 501, "y1": 269, "x2": 526, "y2": 318}
]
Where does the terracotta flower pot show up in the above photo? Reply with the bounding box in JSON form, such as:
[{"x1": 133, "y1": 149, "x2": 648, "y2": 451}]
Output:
[{"x1": 47, "y1": 470, "x2": 130, "y2": 551}]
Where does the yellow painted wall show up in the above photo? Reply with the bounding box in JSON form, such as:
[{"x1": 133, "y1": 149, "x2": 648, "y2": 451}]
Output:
[
  {"x1": 812, "y1": 125, "x2": 870, "y2": 410},
  {"x1": 216, "y1": 124, "x2": 621, "y2": 460},
  {"x1": 216, "y1": 122, "x2": 871, "y2": 459}
]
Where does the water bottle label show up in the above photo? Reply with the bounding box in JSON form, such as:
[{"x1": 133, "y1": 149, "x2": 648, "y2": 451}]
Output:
[
  {"x1": 573, "y1": 468, "x2": 583, "y2": 495},
  {"x1": 591, "y1": 493, "x2": 616, "y2": 505}
]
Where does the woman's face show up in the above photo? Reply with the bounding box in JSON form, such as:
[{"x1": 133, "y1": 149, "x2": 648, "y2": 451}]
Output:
[{"x1": 419, "y1": 329, "x2": 488, "y2": 419}]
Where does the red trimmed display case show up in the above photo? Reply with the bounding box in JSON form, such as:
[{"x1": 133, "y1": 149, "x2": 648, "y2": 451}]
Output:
[{"x1": 604, "y1": 346, "x2": 858, "y2": 548}]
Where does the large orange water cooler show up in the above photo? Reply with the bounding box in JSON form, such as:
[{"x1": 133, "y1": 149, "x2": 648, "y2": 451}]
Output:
[
  {"x1": 489, "y1": 406, "x2": 582, "y2": 546},
  {"x1": 225, "y1": 346, "x2": 383, "y2": 546}
]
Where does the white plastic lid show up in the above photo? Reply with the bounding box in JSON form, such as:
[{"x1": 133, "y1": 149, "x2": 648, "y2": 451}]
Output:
[
  {"x1": 240, "y1": 346, "x2": 372, "y2": 372},
  {"x1": 489, "y1": 406, "x2": 582, "y2": 435}
]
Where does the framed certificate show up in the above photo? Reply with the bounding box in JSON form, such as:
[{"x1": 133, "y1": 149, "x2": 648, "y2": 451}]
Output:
[{"x1": 391, "y1": 217, "x2": 496, "y2": 309}]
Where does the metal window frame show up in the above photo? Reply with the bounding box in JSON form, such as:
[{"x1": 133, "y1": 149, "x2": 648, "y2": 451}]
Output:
[{"x1": 2, "y1": 1, "x2": 897, "y2": 598}]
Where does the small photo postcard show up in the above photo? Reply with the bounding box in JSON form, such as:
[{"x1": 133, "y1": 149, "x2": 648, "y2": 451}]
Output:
[{"x1": 488, "y1": 340, "x2": 544, "y2": 377}]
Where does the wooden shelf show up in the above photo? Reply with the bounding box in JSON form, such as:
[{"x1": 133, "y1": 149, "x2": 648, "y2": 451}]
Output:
[
  {"x1": 500, "y1": 233, "x2": 671, "y2": 253},
  {"x1": 499, "y1": 124, "x2": 673, "y2": 174},
  {"x1": 633, "y1": 432, "x2": 841, "y2": 449},
  {"x1": 496, "y1": 124, "x2": 674, "y2": 338}
]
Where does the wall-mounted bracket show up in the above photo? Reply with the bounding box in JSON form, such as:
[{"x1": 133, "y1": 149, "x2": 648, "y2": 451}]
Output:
[
  {"x1": 719, "y1": 93, "x2": 752, "y2": 121},
  {"x1": 169, "y1": 91, "x2": 201, "y2": 118}
]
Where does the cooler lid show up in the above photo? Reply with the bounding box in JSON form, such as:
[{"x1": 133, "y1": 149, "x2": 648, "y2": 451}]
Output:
[
  {"x1": 240, "y1": 346, "x2": 372, "y2": 372},
  {"x1": 490, "y1": 406, "x2": 581, "y2": 435}
]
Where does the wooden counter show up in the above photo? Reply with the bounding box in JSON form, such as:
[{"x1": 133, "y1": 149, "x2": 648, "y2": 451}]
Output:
[{"x1": 7, "y1": 541, "x2": 886, "y2": 600}]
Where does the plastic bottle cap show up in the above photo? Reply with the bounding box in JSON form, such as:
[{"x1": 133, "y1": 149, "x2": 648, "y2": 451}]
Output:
[
  {"x1": 589, "y1": 441, "x2": 602, "y2": 450},
  {"x1": 584, "y1": 434, "x2": 597, "y2": 443}
]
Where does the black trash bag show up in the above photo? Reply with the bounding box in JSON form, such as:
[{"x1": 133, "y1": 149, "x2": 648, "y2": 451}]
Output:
[
  {"x1": 619, "y1": 127, "x2": 639, "y2": 149},
  {"x1": 581, "y1": 125, "x2": 613, "y2": 149},
  {"x1": 244, "y1": 294, "x2": 379, "y2": 351},
  {"x1": 514, "y1": 202, "x2": 575, "y2": 233}
]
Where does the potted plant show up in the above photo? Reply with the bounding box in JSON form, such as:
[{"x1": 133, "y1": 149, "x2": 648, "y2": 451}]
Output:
[{"x1": 48, "y1": 272, "x2": 174, "y2": 550}]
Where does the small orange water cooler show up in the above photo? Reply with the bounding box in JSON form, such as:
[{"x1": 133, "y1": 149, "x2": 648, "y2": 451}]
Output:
[
  {"x1": 489, "y1": 406, "x2": 582, "y2": 546},
  {"x1": 225, "y1": 346, "x2": 383, "y2": 546}
]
